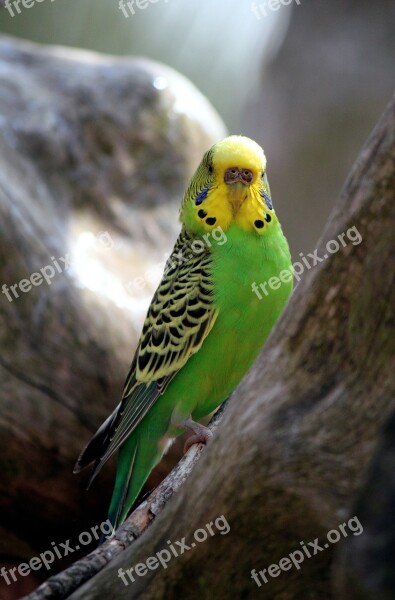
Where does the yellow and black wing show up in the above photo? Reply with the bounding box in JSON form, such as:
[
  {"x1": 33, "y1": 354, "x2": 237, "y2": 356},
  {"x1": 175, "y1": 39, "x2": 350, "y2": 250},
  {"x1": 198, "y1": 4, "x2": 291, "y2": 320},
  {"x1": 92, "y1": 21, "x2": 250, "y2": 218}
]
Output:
[{"x1": 75, "y1": 231, "x2": 218, "y2": 482}]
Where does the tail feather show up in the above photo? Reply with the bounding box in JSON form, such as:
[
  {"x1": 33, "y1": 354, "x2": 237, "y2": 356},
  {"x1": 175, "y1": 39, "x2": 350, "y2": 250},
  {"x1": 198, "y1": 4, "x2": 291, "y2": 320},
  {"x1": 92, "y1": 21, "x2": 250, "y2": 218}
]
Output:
[
  {"x1": 73, "y1": 403, "x2": 121, "y2": 487},
  {"x1": 102, "y1": 428, "x2": 163, "y2": 541},
  {"x1": 102, "y1": 444, "x2": 136, "y2": 536}
]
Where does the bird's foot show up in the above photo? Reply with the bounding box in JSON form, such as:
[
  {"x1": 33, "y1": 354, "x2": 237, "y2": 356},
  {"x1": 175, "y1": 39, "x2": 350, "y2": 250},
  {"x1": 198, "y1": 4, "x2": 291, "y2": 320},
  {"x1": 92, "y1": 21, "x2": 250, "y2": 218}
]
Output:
[{"x1": 181, "y1": 418, "x2": 213, "y2": 453}]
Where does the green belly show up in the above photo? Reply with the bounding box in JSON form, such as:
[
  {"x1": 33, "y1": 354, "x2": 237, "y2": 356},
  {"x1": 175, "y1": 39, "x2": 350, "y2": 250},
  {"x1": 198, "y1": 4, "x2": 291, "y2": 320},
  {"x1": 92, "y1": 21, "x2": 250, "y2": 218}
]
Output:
[{"x1": 164, "y1": 224, "x2": 292, "y2": 423}]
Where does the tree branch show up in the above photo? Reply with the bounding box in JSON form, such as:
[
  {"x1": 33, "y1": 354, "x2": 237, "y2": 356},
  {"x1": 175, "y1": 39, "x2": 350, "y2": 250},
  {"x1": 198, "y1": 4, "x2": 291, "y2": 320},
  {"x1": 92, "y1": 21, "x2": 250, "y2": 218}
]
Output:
[{"x1": 24, "y1": 404, "x2": 229, "y2": 600}]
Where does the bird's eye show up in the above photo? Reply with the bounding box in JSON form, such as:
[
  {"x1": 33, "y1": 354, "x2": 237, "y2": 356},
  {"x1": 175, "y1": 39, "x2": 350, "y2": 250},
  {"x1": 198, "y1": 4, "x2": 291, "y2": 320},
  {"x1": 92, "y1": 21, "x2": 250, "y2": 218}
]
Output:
[
  {"x1": 208, "y1": 165, "x2": 214, "y2": 174},
  {"x1": 261, "y1": 171, "x2": 265, "y2": 178}
]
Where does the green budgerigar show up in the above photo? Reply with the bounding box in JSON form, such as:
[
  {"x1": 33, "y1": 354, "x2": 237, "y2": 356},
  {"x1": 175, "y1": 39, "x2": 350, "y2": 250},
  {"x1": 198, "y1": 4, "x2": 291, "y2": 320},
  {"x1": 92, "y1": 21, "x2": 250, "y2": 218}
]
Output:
[{"x1": 74, "y1": 135, "x2": 293, "y2": 532}]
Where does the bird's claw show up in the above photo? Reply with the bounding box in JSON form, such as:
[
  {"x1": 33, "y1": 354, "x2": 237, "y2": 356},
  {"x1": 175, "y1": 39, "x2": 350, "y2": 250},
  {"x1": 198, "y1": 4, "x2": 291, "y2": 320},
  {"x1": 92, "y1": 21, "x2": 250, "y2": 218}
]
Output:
[{"x1": 182, "y1": 420, "x2": 213, "y2": 453}]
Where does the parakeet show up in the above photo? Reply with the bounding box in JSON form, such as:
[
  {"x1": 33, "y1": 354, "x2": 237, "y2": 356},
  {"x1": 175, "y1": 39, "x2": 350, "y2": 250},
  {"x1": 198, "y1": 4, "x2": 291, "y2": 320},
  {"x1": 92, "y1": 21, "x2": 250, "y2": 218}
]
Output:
[{"x1": 74, "y1": 135, "x2": 293, "y2": 533}]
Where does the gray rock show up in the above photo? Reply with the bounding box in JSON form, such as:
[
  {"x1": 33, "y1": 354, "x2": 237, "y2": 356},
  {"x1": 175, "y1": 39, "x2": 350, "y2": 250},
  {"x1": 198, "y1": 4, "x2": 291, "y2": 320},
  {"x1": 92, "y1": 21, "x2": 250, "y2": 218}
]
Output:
[{"x1": 0, "y1": 34, "x2": 225, "y2": 567}]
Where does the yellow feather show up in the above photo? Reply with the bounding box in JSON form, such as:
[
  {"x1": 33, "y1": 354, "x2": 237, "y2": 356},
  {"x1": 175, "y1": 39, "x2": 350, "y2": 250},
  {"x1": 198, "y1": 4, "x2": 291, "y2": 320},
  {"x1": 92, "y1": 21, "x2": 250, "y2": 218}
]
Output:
[{"x1": 184, "y1": 135, "x2": 272, "y2": 234}]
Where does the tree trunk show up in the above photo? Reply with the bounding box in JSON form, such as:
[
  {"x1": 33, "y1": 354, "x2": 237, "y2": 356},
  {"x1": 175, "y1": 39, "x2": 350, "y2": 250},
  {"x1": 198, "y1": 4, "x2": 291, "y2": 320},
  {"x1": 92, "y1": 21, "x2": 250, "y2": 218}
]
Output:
[
  {"x1": 25, "y1": 92, "x2": 395, "y2": 599},
  {"x1": 334, "y1": 406, "x2": 395, "y2": 599}
]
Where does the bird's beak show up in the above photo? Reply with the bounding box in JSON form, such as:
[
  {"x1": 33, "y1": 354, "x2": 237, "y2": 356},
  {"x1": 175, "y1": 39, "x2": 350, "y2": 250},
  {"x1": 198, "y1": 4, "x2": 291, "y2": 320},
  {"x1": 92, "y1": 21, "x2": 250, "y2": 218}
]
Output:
[{"x1": 224, "y1": 167, "x2": 254, "y2": 214}]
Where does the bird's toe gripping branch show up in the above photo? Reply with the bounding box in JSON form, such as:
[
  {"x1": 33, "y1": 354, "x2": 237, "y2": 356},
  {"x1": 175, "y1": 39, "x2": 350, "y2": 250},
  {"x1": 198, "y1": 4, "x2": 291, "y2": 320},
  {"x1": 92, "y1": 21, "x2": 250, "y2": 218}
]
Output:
[{"x1": 181, "y1": 418, "x2": 214, "y2": 454}]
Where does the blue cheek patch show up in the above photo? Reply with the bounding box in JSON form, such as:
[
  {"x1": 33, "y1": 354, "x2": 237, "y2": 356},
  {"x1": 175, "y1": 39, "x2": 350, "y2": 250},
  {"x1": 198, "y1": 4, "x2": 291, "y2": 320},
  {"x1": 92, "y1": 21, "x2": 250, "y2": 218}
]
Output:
[
  {"x1": 195, "y1": 186, "x2": 209, "y2": 205},
  {"x1": 262, "y1": 191, "x2": 273, "y2": 210}
]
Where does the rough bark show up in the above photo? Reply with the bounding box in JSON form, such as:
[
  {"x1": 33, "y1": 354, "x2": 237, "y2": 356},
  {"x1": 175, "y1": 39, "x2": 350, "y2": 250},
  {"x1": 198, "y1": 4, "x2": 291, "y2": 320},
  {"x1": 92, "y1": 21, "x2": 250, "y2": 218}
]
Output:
[
  {"x1": 23, "y1": 404, "x2": 228, "y2": 600},
  {"x1": 334, "y1": 406, "x2": 395, "y2": 600},
  {"x1": 23, "y1": 91, "x2": 395, "y2": 599}
]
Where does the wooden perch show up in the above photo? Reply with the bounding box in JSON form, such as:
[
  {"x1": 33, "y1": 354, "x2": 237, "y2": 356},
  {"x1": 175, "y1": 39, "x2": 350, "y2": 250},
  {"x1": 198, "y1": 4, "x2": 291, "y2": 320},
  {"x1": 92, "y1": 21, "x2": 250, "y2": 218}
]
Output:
[
  {"x1": 23, "y1": 404, "x2": 228, "y2": 600},
  {"x1": 24, "y1": 93, "x2": 395, "y2": 600}
]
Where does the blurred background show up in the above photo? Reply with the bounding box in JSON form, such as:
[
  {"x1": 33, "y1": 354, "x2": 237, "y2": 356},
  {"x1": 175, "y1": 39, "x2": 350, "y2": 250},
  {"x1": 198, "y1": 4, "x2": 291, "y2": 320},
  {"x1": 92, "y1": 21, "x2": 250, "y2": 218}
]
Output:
[
  {"x1": 0, "y1": 0, "x2": 394, "y2": 597},
  {"x1": 1, "y1": 0, "x2": 394, "y2": 254}
]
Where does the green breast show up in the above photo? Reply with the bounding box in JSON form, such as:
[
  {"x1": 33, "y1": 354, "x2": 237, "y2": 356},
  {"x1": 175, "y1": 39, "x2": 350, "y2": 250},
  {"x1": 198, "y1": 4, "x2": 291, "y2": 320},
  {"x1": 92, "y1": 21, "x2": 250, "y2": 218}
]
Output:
[
  {"x1": 191, "y1": 222, "x2": 292, "y2": 417},
  {"x1": 161, "y1": 222, "x2": 292, "y2": 422},
  {"x1": 211, "y1": 222, "x2": 292, "y2": 312}
]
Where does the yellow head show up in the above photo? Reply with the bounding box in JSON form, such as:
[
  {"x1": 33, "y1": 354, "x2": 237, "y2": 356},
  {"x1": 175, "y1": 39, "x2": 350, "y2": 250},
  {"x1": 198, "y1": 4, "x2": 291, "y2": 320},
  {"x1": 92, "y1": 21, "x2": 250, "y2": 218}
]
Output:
[{"x1": 181, "y1": 135, "x2": 274, "y2": 235}]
